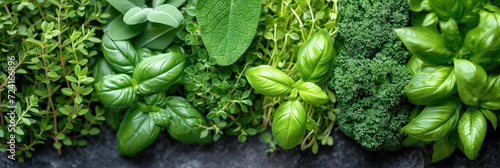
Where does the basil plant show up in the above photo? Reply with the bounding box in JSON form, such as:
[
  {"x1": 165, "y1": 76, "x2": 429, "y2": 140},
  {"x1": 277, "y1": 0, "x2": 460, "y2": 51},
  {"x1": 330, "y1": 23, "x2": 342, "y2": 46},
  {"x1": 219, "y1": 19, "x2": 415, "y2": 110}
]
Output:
[
  {"x1": 245, "y1": 29, "x2": 335, "y2": 150},
  {"x1": 397, "y1": 0, "x2": 500, "y2": 162},
  {"x1": 94, "y1": 34, "x2": 212, "y2": 156}
]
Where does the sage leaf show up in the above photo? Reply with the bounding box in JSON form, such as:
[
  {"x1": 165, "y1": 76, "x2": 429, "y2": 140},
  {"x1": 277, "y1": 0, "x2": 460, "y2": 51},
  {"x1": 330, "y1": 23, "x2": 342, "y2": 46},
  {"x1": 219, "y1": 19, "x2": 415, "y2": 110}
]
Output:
[
  {"x1": 458, "y1": 108, "x2": 487, "y2": 160},
  {"x1": 147, "y1": 4, "x2": 183, "y2": 28},
  {"x1": 107, "y1": 0, "x2": 145, "y2": 14},
  {"x1": 123, "y1": 7, "x2": 150, "y2": 25},
  {"x1": 197, "y1": 0, "x2": 261, "y2": 66},
  {"x1": 108, "y1": 14, "x2": 146, "y2": 40},
  {"x1": 133, "y1": 22, "x2": 183, "y2": 50}
]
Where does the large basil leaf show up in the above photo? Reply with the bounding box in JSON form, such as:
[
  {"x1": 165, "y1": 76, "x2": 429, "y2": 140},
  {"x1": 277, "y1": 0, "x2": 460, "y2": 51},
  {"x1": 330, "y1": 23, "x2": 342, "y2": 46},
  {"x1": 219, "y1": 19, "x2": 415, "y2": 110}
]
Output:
[
  {"x1": 94, "y1": 74, "x2": 138, "y2": 107},
  {"x1": 463, "y1": 11, "x2": 500, "y2": 71},
  {"x1": 460, "y1": 0, "x2": 486, "y2": 23},
  {"x1": 402, "y1": 98, "x2": 462, "y2": 141},
  {"x1": 404, "y1": 66, "x2": 457, "y2": 105},
  {"x1": 144, "y1": 91, "x2": 168, "y2": 108},
  {"x1": 133, "y1": 53, "x2": 185, "y2": 95},
  {"x1": 272, "y1": 100, "x2": 307, "y2": 150},
  {"x1": 133, "y1": 22, "x2": 183, "y2": 50},
  {"x1": 395, "y1": 27, "x2": 455, "y2": 65},
  {"x1": 439, "y1": 19, "x2": 462, "y2": 51},
  {"x1": 107, "y1": 0, "x2": 145, "y2": 14},
  {"x1": 101, "y1": 34, "x2": 140, "y2": 74},
  {"x1": 458, "y1": 108, "x2": 487, "y2": 160},
  {"x1": 480, "y1": 75, "x2": 500, "y2": 110},
  {"x1": 165, "y1": 96, "x2": 212, "y2": 144},
  {"x1": 107, "y1": 14, "x2": 146, "y2": 41},
  {"x1": 297, "y1": 29, "x2": 335, "y2": 84},
  {"x1": 245, "y1": 65, "x2": 295, "y2": 97},
  {"x1": 298, "y1": 82, "x2": 329, "y2": 106},
  {"x1": 428, "y1": 0, "x2": 464, "y2": 20},
  {"x1": 117, "y1": 107, "x2": 161, "y2": 156},
  {"x1": 479, "y1": 108, "x2": 497, "y2": 130},
  {"x1": 93, "y1": 58, "x2": 115, "y2": 84},
  {"x1": 407, "y1": 55, "x2": 425, "y2": 77},
  {"x1": 454, "y1": 59, "x2": 488, "y2": 106},
  {"x1": 431, "y1": 130, "x2": 459, "y2": 163},
  {"x1": 197, "y1": 0, "x2": 261, "y2": 66}
]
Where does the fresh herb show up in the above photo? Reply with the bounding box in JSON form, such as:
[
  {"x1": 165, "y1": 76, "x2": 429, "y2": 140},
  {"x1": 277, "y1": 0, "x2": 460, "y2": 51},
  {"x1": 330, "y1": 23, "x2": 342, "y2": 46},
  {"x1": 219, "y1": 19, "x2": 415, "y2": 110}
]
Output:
[{"x1": 0, "y1": 0, "x2": 108, "y2": 162}]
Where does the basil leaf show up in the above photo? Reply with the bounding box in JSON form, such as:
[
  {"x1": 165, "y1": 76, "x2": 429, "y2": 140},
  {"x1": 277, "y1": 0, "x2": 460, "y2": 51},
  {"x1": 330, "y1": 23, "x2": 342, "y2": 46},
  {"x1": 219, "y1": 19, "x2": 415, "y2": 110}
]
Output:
[
  {"x1": 272, "y1": 100, "x2": 307, "y2": 150},
  {"x1": 123, "y1": 7, "x2": 150, "y2": 25},
  {"x1": 404, "y1": 66, "x2": 457, "y2": 105},
  {"x1": 463, "y1": 11, "x2": 500, "y2": 71},
  {"x1": 133, "y1": 22, "x2": 183, "y2": 50},
  {"x1": 103, "y1": 107, "x2": 124, "y2": 131},
  {"x1": 402, "y1": 98, "x2": 462, "y2": 141},
  {"x1": 439, "y1": 18, "x2": 462, "y2": 51},
  {"x1": 480, "y1": 75, "x2": 500, "y2": 110},
  {"x1": 410, "y1": 0, "x2": 431, "y2": 12},
  {"x1": 93, "y1": 58, "x2": 115, "y2": 84},
  {"x1": 460, "y1": 0, "x2": 485, "y2": 23},
  {"x1": 147, "y1": 4, "x2": 183, "y2": 28},
  {"x1": 297, "y1": 29, "x2": 335, "y2": 84},
  {"x1": 107, "y1": 0, "x2": 145, "y2": 14},
  {"x1": 454, "y1": 58, "x2": 488, "y2": 106},
  {"x1": 101, "y1": 34, "x2": 140, "y2": 74},
  {"x1": 136, "y1": 48, "x2": 155, "y2": 62},
  {"x1": 117, "y1": 107, "x2": 161, "y2": 156},
  {"x1": 107, "y1": 14, "x2": 146, "y2": 41},
  {"x1": 422, "y1": 12, "x2": 439, "y2": 27},
  {"x1": 458, "y1": 108, "x2": 487, "y2": 160},
  {"x1": 149, "y1": 108, "x2": 170, "y2": 127},
  {"x1": 431, "y1": 129, "x2": 458, "y2": 163},
  {"x1": 395, "y1": 27, "x2": 454, "y2": 65},
  {"x1": 144, "y1": 91, "x2": 168, "y2": 108},
  {"x1": 407, "y1": 55, "x2": 425, "y2": 77},
  {"x1": 94, "y1": 74, "x2": 138, "y2": 107},
  {"x1": 298, "y1": 82, "x2": 329, "y2": 106},
  {"x1": 479, "y1": 108, "x2": 497, "y2": 130},
  {"x1": 197, "y1": 0, "x2": 261, "y2": 66},
  {"x1": 133, "y1": 53, "x2": 185, "y2": 95},
  {"x1": 245, "y1": 65, "x2": 295, "y2": 97},
  {"x1": 428, "y1": 0, "x2": 464, "y2": 20},
  {"x1": 165, "y1": 96, "x2": 212, "y2": 144}
]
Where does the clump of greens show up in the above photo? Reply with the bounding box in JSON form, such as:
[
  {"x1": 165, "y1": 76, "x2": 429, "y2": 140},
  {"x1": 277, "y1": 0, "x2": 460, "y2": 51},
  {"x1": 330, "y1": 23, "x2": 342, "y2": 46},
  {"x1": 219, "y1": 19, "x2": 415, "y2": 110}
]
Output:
[
  {"x1": 397, "y1": 0, "x2": 500, "y2": 162},
  {"x1": 328, "y1": 0, "x2": 413, "y2": 151},
  {"x1": 175, "y1": 0, "x2": 267, "y2": 143},
  {"x1": 0, "y1": 0, "x2": 108, "y2": 162}
]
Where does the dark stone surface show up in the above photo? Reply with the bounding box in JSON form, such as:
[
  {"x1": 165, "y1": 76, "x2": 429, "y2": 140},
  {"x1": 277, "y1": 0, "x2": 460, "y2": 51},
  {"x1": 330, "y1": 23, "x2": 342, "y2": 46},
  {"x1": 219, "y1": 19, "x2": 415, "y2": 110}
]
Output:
[{"x1": 2, "y1": 123, "x2": 500, "y2": 168}]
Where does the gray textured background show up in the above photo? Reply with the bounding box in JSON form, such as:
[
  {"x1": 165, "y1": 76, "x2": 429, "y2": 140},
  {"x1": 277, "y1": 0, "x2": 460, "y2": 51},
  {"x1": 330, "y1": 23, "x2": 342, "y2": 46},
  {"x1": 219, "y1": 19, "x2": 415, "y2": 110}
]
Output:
[{"x1": 2, "y1": 123, "x2": 500, "y2": 168}]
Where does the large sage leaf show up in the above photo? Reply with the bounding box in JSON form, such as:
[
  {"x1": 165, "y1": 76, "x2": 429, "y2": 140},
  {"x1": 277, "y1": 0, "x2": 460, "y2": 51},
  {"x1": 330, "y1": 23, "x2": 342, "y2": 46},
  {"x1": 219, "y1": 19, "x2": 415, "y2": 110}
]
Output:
[
  {"x1": 108, "y1": 14, "x2": 146, "y2": 41},
  {"x1": 147, "y1": 4, "x2": 183, "y2": 28},
  {"x1": 165, "y1": 96, "x2": 212, "y2": 144},
  {"x1": 272, "y1": 100, "x2": 307, "y2": 150},
  {"x1": 101, "y1": 34, "x2": 140, "y2": 74},
  {"x1": 117, "y1": 107, "x2": 161, "y2": 156},
  {"x1": 402, "y1": 98, "x2": 462, "y2": 141},
  {"x1": 133, "y1": 53, "x2": 185, "y2": 95},
  {"x1": 197, "y1": 0, "x2": 261, "y2": 66},
  {"x1": 298, "y1": 82, "x2": 329, "y2": 106},
  {"x1": 480, "y1": 75, "x2": 500, "y2": 110},
  {"x1": 463, "y1": 11, "x2": 500, "y2": 70},
  {"x1": 395, "y1": 27, "x2": 454, "y2": 65},
  {"x1": 297, "y1": 29, "x2": 335, "y2": 84},
  {"x1": 133, "y1": 22, "x2": 183, "y2": 50},
  {"x1": 93, "y1": 58, "x2": 115, "y2": 84},
  {"x1": 428, "y1": 0, "x2": 464, "y2": 20},
  {"x1": 107, "y1": 0, "x2": 145, "y2": 14},
  {"x1": 404, "y1": 66, "x2": 457, "y2": 105},
  {"x1": 458, "y1": 108, "x2": 487, "y2": 160},
  {"x1": 94, "y1": 74, "x2": 138, "y2": 107},
  {"x1": 454, "y1": 59, "x2": 488, "y2": 106},
  {"x1": 123, "y1": 7, "x2": 150, "y2": 25},
  {"x1": 245, "y1": 65, "x2": 295, "y2": 97}
]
